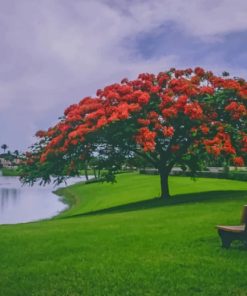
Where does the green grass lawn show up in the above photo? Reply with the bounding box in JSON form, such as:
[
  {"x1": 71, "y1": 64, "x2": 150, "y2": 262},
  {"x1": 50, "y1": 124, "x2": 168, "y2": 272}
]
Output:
[
  {"x1": 1, "y1": 173, "x2": 247, "y2": 295},
  {"x1": 1, "y1": 167, "x2": 20, "y2": 176}
]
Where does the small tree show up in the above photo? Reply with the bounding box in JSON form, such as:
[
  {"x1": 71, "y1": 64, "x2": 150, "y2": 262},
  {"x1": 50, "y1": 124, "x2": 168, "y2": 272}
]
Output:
[
  {"x1": 21, "y1": 68, "x2": 247, "y2": 198},
  {"x1": 1, "y1": 144, "x2": 8, "y2": 153},
  {"x1": 14, "y1": 150, "x2": 19, "y2": 157}
]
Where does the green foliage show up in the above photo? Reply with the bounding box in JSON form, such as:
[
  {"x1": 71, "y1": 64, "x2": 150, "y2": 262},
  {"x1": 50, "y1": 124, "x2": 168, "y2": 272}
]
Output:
[
  {"x1": 101, "y1": 171, "x2": 117, "y2": 183},
  {"x1": 1, "y1": 168, "x2": 20, "y2": 176},
  {"x1": 228, "y1": 171, "x2": 247, "y2": 181}
]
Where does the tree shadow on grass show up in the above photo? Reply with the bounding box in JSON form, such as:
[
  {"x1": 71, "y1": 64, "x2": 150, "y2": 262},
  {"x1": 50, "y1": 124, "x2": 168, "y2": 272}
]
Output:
[{"x1": 63, "y1": 190, "x2": 247, "y2": 220}]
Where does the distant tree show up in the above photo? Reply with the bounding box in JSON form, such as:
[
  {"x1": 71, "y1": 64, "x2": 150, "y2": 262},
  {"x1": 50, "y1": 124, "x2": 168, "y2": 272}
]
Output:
[
  {"x1": 1, "y1": 144, "x2": 8, "y2": 153},
  {"x1": 21, "y1": 67, "x2": 247, "y2": 198},
  {"x1": 14, "y1": 150, "x2": 19, "y2": 157},
  {"x1": 125, "y1": 153, "x2": 153, "y2": 170}
]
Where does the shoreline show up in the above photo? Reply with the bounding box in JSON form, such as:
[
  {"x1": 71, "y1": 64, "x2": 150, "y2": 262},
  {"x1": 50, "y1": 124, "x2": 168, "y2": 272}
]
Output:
[
  {"x1": 0, "y1": 175, "x2": 91, "y2": 225},
  {"x1": 53, "y1": 176, "x2": 96, "y2": 219}
]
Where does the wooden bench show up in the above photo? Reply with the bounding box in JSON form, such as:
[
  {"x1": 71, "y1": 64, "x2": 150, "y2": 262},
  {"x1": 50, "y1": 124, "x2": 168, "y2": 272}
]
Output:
[{"x1": 217, "y1": 205, "x2": 247, "y2": 248}]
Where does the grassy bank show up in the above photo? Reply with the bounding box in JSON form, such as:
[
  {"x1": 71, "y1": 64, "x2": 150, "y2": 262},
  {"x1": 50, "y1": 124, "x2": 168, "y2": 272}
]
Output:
[
  {"x1": 1, "y1": 167, "x2": 20, "y2": 176},
  {"x1": 1, "y1": 173, "x2": 247, "y2": 295}
]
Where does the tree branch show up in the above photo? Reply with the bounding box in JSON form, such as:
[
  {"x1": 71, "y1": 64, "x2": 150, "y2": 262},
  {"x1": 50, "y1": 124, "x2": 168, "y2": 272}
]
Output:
[
  {"x1": 166, "y1": 138, "x2": 192, "y2": 172},
  {"x1": 133, "y1": 149, "x2": 158, "y2": 168}
]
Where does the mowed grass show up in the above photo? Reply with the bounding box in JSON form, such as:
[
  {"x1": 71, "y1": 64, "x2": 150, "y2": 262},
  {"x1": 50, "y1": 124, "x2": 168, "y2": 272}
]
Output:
[
  {"x1": 1, "y1": 167, "x2": 20, "y2": 176},
  {"x1": 1, "y1": 174, "x2": 247, "y2": 296}
]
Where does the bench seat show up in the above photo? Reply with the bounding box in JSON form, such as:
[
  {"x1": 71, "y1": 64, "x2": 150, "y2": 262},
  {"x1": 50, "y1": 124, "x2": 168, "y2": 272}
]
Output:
[{"x1": 217, "y1": 225, "x2": 245, "y2": 233}]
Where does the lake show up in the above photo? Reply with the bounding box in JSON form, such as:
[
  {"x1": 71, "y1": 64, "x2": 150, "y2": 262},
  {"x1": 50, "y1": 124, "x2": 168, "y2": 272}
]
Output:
[{"x1": 0, "y1": 176, "x2": 87, "y2": 225}]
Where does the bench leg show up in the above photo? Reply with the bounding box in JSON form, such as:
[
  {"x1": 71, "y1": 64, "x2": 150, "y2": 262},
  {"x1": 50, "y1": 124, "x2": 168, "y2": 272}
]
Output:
[
  {"x1": 221, "y1": 237, "x2": 232, "y2": 249},
  {"x1": 218, "y1": 230, "x2": 233, "y2": 249}
]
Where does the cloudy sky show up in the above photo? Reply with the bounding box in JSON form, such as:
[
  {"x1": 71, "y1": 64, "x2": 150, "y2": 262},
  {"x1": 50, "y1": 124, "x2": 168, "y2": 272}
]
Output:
[{"x1": 1, "y1": 0, "x2": 247, "y2": 152}]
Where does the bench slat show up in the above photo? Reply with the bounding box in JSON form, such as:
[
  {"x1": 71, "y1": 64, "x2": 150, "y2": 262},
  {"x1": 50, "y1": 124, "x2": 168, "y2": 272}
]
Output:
[{"x1": 217, "y1": 225, "x2": 245, "y2": 233}]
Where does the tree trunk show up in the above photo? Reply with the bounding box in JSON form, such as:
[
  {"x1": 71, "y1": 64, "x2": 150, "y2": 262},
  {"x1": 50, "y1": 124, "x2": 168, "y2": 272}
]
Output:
[
  {"x1": 84, "y1": 165, "x2": 89, "y2": 181},
  {"x1": 159, "y1": 167, "x2": 170, "y2": 199}
]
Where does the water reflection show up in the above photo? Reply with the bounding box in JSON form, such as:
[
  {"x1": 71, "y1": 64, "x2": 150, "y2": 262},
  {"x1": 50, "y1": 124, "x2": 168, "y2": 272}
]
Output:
[
  {"x1": 0, "y1": 176, "x2": 87, "y2": 225},
  {"x1": 0, "y1": 188, "x2": 19, "y2": 211}
]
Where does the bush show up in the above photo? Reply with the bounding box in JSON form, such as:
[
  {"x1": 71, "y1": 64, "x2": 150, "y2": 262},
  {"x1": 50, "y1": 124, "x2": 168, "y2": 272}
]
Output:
[{"x1": 139, "y1": 169, "x2": 247, "y2": 181}]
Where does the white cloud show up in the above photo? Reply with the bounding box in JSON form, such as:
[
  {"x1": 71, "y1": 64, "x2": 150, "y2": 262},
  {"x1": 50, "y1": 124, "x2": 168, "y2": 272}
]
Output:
[
  {"x1": 0, "y1": 0, "x2": 247, "y2": 149},
  {"x1": 116, "y1": 0, "x2": 247, "y2": 38}
]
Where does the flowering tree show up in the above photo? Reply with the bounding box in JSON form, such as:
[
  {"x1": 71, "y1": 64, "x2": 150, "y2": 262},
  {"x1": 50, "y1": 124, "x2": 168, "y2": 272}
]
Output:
[{"x1": 21, "y1": 68, "x2": 247, "y2": 198}]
